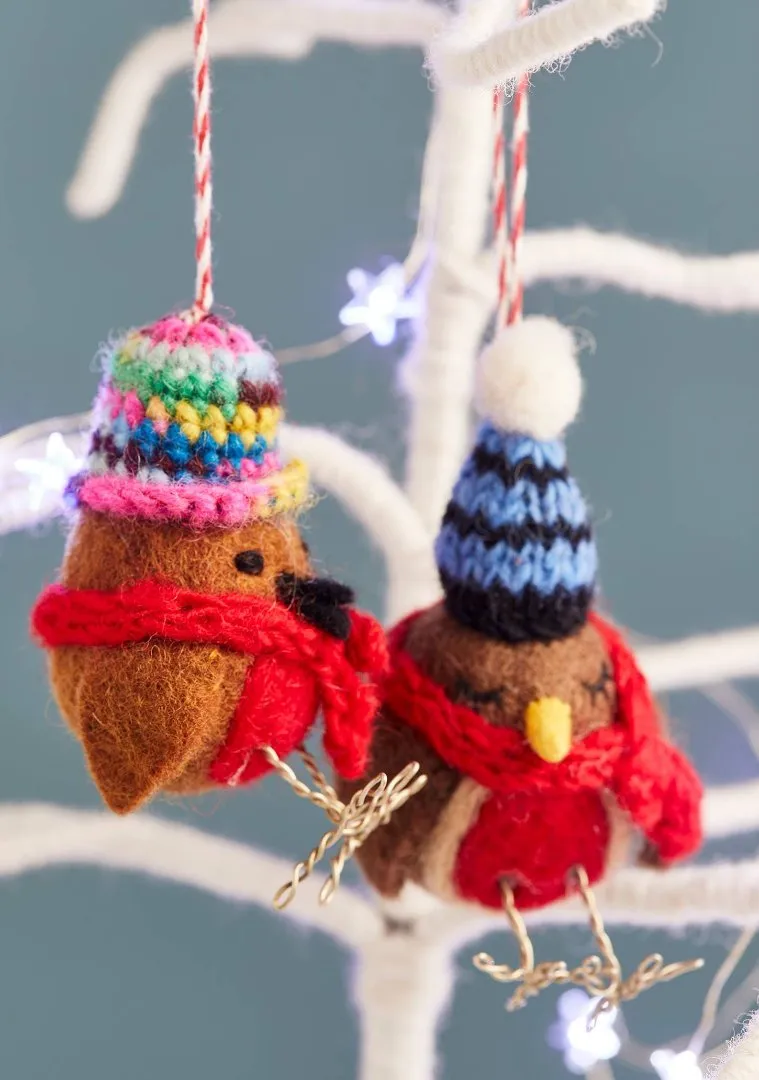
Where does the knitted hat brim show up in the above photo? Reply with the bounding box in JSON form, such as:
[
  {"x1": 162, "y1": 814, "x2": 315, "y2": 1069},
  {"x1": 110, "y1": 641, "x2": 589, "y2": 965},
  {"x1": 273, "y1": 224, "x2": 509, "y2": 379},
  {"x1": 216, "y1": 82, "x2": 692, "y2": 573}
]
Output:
[
  {"x1": 75, "y1": 459, "x2": 308, "y2": 529},
  {"x1": 440, "y1": 574, "x2": 594, "y2": 644}
]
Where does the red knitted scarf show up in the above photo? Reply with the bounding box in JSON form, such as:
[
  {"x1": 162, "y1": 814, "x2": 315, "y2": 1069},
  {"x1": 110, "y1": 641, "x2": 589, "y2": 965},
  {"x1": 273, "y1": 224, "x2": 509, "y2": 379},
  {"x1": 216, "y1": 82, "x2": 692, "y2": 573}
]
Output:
[
  {"x1": 385, "y1": 610, "x2": 702, "y2": 864},
  {"x1": 385, "y1": 611, "x2": 672, "y2": 797},
  {"x1": 371, "y1": 609, "x2": 701, "y2": 867},
  {"x1": 32, "y1": 581, "x2": 387, "y2": 782}
]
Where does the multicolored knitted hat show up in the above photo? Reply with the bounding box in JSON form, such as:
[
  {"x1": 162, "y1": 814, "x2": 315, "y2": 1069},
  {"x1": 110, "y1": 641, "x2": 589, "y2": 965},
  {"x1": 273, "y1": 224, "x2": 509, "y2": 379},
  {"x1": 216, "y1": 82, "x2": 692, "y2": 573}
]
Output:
[
  {"x1": 435, "y1": 316, "x2": 597, "y2": 643},
  {"x1": 71, "y1": 313, "x2": 308, "y2": 529}
]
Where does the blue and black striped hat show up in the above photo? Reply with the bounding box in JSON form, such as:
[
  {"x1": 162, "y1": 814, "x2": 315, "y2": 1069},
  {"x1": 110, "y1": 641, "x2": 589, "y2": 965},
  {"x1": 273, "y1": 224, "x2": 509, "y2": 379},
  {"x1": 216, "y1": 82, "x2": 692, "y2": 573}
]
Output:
[{"x1": 435, "y1": 317, "x2": 597, "y2": 643}]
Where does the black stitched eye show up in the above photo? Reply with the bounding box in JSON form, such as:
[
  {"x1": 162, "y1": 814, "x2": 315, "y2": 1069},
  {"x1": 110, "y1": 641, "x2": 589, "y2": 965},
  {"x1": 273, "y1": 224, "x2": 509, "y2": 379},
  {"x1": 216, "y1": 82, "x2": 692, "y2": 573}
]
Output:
[
  {"x1": 235, "y1": 550, "x2": 265, "y2": 575},
  {"x1": 454, "y1": 677, "x2": 504, "y2": 709},
  {"x1": 583, "y1": 662, "x2": 614, "y2": 704}
]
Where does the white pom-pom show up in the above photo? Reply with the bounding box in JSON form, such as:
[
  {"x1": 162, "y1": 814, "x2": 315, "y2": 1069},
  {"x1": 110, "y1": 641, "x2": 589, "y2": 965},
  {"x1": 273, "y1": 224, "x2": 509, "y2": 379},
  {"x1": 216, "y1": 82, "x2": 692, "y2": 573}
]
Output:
[{"x1": 475, "y1": 316, "x2": 583, "y2": 440}]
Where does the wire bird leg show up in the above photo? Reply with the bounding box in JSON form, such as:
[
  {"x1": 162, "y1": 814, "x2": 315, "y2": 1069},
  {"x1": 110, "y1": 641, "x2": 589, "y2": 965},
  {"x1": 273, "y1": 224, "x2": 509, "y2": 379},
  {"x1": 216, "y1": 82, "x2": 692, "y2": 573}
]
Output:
[
  {"x1": 474, "y1": 867, "x2": 704, "y2": 1015},
  {"x1": 473, "y1": 881, "x2": 568, "y2": 1010},
  {"x1": 262, "y1": 745, "x2": 427, "y2": 910}
]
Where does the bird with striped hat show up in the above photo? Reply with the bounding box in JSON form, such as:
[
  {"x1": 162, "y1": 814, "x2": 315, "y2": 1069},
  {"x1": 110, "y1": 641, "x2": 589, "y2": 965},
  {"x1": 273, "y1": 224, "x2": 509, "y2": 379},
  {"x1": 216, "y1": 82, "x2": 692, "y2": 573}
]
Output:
[{"x1": 340, "y1": 317, "x2": 703, "y2": 954}]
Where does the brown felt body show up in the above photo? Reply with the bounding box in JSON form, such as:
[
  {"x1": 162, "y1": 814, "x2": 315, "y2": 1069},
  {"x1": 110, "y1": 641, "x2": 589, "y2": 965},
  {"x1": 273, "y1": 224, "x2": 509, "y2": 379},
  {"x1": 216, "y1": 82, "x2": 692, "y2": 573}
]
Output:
[
  {"x1": 420, "y1": 777, "x2": 490, "y2": 901},
  {"x1": 336, "y1": 709, "x2": 461, "y2": 897},
  {"x1": 62, "y1": 509, "x2": 309, "y2": 594},
  {"x1": 49, "y1": 509, "x2": 310, "y2": 813}
]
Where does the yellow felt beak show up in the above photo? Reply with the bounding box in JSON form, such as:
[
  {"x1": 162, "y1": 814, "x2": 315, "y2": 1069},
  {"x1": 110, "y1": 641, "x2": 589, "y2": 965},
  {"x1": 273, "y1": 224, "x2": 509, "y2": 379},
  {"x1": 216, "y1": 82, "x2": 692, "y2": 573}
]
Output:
[{"x1": 524, "y1": 697, "x2": 572, "y2": 763}]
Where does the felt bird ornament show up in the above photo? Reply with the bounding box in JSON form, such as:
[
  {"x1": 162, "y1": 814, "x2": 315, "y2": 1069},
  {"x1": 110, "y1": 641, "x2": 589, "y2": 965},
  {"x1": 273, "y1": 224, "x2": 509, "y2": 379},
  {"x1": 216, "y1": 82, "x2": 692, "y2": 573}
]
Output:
[
  {"x1": 340, "y1": 317, "x2": 703, "y2": 920},
  {"x1": 32, "y1": 313, "x2": 387, "y2": 815}
]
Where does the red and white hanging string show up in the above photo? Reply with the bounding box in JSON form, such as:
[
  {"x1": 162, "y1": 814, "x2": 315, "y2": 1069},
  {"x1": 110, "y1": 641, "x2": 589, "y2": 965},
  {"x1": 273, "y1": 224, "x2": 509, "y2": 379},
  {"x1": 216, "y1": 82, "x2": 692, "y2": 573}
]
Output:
[
  {"x1": 493, "y1": 0, "x2": 531, "y2": 330},
  {"x1": 492, "y1": 88, "x2": 509, "y2": 329},
  {"x1": 507, "y1": 1, "x2": 530, "y2": 327},
  {"x1": 191, "y1": 0, "x2": 213, "y2": 320}
]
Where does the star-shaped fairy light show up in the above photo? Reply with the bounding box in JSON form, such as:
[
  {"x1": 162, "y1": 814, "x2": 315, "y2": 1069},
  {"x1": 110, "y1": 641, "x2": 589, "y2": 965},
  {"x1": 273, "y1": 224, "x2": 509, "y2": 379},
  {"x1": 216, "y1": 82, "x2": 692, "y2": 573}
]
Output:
[
  {"x1": 651, "y1": 1049, "x2": 703, "y2": 1080},
  {"x1": 547, "y1": 989, "x2": 621, "y2": 1075},
  {"x1": 15, "y1": 432, "x2": 82, "y2": 511},
  {"x1": 338, "y1": 263, "x2": 420, "y2": 346}
]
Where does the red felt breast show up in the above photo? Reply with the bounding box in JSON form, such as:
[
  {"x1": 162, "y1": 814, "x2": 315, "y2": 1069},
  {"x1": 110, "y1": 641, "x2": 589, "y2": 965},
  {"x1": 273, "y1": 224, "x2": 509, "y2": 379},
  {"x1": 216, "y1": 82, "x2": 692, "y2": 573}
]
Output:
[{"x1": 454, "y1": 789, "x2": 611, "y2": 910}]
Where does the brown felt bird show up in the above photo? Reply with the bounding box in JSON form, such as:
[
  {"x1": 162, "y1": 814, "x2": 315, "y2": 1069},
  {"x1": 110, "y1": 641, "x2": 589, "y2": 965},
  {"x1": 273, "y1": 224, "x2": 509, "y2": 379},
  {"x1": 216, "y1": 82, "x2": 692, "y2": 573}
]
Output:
[
  {"x1": 32, "y1": 314, "x2": 386, "y2": 815},
  {"x1": 339, "y1": 319, "x2": 703, "y2": 912}
]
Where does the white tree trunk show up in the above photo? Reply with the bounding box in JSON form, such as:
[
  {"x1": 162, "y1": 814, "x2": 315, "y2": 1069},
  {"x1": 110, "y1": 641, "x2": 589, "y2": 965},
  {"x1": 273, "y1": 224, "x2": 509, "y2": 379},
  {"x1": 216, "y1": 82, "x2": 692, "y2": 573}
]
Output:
[{"x1": 357, "y1": 928, "x2": 455, "y2": 1080}]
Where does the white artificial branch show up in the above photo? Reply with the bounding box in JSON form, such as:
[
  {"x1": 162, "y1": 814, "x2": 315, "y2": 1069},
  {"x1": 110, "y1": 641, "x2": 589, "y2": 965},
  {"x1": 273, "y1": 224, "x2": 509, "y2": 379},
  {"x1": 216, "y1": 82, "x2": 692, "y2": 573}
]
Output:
[
  {"x1": 427, "y1": 858, "x2": 759, "y2": 947},
  {"x1": 705, "y1": 683, "x2": 759, "y2": 771},
  {"x1": 429, "y1": 0, "x2": 662, "y2": 89},
  {"x1": 459, "y1": 228, "x2": 759, "y2": 315},
  {"x1": 704, "y1": 780, "x2": 759, "y2": 841},
  {"x1": 279, "y1": 424, "x2": 439, "y2": 622},
  {"x1": 638, "y1": 627, "x2": 759, "y2": 693},
  {"x1": 66, "y1": 0, "x2": 444, "y2": 219},
  {"x1": 0, "y1": 801, "x2": 458, "y2": 1080},
  {"x1": 65, "y1": 28, "x2": 759, "y2": 316},
  {"x1": 4, "y1": 795, "x2": 759, "y2": 1080},
  {"x1": 714, "y1": 1010, "x2": 759, "y2": 1080},
  {"x1": 523, "y1": 227, "x2": 759, "y2": 313},
  {"x1": 404, "y1": 0, "x2": 508, "y2": 533},
  {"x1": 356, "y1": 932, "x2": 455, "y2": 1080},
  {"x1": 5, "y1": 799, "x2": 759, "y2": 952},
  {"x1": 0, "y1": 802, "x2": 380, "y2": 946}
]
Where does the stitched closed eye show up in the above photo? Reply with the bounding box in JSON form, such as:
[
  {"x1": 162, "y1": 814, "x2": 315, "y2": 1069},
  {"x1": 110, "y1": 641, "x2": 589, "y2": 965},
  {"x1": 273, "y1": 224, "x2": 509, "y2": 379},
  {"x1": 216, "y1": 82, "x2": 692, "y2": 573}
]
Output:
[
  {"x1": 583, "y1": 662, "x2": 614, "y2": 703},
  {"x1": 453, "y1": 676, "x2": 504, "y2": 709}
]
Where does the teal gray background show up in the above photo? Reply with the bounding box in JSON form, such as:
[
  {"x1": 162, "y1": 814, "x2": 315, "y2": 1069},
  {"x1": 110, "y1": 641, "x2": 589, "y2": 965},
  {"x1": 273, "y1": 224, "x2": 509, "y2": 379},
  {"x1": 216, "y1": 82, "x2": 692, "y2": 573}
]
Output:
[{"x1": 1, "y1": 2, "x2": 758, "y2": 1077}]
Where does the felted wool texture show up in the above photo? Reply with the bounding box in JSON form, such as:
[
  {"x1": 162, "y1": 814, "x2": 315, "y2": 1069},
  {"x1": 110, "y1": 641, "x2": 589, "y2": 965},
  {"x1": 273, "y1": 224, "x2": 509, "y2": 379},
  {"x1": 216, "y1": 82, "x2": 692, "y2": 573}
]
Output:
[
  {"x1": 475, "y1": 317, "x2": 583, "y2": 443},
  {"x1": 50, "y1": 642, "x2": 249, "y2": 813},
  {"x1": 49, "y1": 508, "x2": 310, "y2": 813},
  {"x1": 347, "y1": 606, "x2": 702, "y2": 911},
  {"x1": 61, "y1": 508, "x2": 310, "y2": 594},
  {"x1": 342, "y1": 603, "x2": 616, "y2": 904},
  {"x1": 336, "y1": 710, "x2": 462, "y2": 899},
  {"x1": 420, "y1": 777, "x2": 490, "y2": 901},
  {"x1": 404, "y1": 601, "x2": 616, "y2": 739},
  {"x1": 455, "y1": 785, "x2": 613, "y2": 909},
  {"x1": 340, "y1": 731, "x2": 631, "y2": 907},
  {"x1": 41, "y1": 578, "x2": 386, "y2": 802}
]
